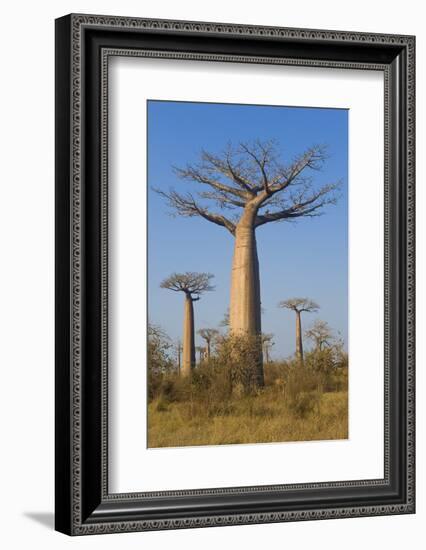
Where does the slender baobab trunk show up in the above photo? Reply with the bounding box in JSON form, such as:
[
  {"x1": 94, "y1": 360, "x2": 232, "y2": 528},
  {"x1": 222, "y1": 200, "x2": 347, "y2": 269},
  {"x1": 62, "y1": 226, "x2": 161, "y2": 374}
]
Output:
[
  {"x1": 263, "y1": 343, "x2": 270, "y2": 364},
  {"x1": 295, "y1": 311, "x2": 304, "y2": 364},
  {"x1": 229, "y1": 206, "x2": 264, "y2": 386},
  {"x1": 198, "y1": 347, "x2": 204, "y2": 363},
  {"x1": 177, "y1": 342, "x2": 181, "y2": 374},
  {"x1": 206, "y1": 341, "x2": 211, "y2": 360},
  {"x1": 182, "y1": 294, "x2": 195, "y2": 376}
]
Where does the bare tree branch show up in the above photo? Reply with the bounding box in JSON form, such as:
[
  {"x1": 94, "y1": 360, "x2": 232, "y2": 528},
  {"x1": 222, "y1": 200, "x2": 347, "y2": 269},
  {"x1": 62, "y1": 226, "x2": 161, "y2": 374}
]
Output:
[
  {"x1": 255, "y1": 181, "x2": 340, "y2": 227},
  {"x1": 174, "y1": 164, "x2": 248, "y2": 200},
  {"x1": 201, "y1": 149, "x2": 256, "y2": 195},
  {"x1": 198, "y1": 190, "x2": 246, "y2": 209},
  {"x1": 154, "y1": 188, "x2": 236, "y2": 234},
  {"x1": 305, "y1": 319, "x2": 334, "y2": 351},
  {"x1": 239, "y1": 142, "x2": 271, "y2": 191}
]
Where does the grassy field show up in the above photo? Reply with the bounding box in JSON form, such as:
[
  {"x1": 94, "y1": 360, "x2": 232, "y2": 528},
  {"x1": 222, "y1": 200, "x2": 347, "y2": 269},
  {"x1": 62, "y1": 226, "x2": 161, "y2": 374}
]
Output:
[{"x1": 148, "y1": 389, "x2": 348, "y2": 448}]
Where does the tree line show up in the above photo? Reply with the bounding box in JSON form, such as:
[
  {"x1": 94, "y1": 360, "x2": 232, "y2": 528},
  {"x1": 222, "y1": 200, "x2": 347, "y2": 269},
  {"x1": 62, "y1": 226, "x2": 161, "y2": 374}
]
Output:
[{"x1": 153, "y1": 279, "x2": 342, "y2": 375}]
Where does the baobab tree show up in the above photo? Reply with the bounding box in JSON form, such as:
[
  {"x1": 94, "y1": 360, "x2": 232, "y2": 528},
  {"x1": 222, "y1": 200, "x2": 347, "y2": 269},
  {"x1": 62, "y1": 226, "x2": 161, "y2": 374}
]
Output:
[
  {"x1": 305, "y1": 319, "x2": 334, "y2": 352},
  {"x1": 160, "y1": 272, "x2": 214, "y2": 376},
  {"x1": 261, "y1": 333, "x2": 274, "y2": 363},
  {"x1": 156, "y1": 140, "x2": 339, "y2": 385},
  {"x1": 278, "y1": 298, "x2": 319, "y2": 363},
  {"x1": 175, "y1": 340, "x2": 182, "y2": 374},
  {"x1": 195, "y1": 346, "x2": 206, "y2": 364},
  {"x1": 198, "y1": 328, "x2": 219, "y2": 360}
]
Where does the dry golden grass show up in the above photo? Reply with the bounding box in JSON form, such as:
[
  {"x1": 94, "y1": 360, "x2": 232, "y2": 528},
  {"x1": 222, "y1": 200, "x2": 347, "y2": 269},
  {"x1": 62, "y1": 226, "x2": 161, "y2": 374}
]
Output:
[{"x1": 148, "y1": 389, "x2": 348, "y2": 448}]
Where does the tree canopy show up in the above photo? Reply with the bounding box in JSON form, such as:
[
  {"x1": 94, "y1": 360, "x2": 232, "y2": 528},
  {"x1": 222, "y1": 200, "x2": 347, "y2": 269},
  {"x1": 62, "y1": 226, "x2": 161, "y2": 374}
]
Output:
[
  {"x1": 155, "y1": 139, "x2": 340, "y2": 234},
  {"x1": 305, "y1": 319, "x2": 334, "y2": 350},
  {"x1": 198, "y1": 328, "x2": 219, "y2": 342},
  {"x1": 278, "y1": 298, "x2": 319, "y2": 313},
  {"x1": 261, "y1": 333, "x2": 274, "y2": 345},
  {"x1": 160, "y1": 272, "x2": 215, "y2": 300}
]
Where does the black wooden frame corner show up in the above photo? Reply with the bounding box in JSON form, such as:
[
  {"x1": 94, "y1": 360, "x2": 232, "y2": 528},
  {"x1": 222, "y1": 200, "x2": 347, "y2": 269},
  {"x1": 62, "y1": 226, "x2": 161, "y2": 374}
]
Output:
[{"x1": 55, "y1": 13, "x2": 415, "y2": 535}]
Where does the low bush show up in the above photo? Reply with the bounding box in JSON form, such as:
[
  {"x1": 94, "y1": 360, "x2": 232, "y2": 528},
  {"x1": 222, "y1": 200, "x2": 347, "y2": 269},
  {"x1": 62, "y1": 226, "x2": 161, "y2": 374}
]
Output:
[
  {"x1": 147, "y1": 327, "x2": 349, "y2": 446},
  {"x1": 215, "y1": 333, "x2": 264, "y2": 394}
]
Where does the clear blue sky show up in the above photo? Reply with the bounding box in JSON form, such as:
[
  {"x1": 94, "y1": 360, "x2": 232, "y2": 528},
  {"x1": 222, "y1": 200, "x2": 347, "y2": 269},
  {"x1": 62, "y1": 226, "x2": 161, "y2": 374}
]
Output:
[{"x1": 147, "y1": 100, "x2": 348, "y2": 359}]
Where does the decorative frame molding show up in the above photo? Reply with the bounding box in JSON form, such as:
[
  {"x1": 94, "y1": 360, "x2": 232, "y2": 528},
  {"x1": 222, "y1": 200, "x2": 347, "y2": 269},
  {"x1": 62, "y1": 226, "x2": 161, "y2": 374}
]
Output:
[{"x1": 55, "y1": 14, "x2": 415, "y2": 535}]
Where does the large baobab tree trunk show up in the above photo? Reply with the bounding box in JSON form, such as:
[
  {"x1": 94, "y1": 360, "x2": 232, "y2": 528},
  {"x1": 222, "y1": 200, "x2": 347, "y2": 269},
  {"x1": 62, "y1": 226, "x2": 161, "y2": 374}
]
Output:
[
  {"x1": 296, "y1": 310, "x2": 304, "y2": 363},
  {"x1": 229, "y1": 207, "x2": 264, "y2": 386},
  {"x1": 182, "y1": 294, "x2": 195, "y2": 376},
  {"x1": 230, "y1": 209, "x2": 261, "y2": 334}
]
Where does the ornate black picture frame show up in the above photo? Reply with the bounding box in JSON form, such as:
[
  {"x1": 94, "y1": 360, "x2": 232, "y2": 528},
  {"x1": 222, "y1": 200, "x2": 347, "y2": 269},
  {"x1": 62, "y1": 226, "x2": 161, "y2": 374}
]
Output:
[{"x1": 55, "y1": 13, "x2": 415, "y2": 535}]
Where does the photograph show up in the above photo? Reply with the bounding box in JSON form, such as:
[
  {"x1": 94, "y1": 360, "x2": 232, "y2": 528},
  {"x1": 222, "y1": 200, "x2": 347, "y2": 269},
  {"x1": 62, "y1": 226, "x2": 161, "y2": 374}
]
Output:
[
  {"x1": 147, "y1": 100, "x2": 349, "y2": 448},
  {"x1": 52, "y1": 9, "x2": 415, "y2": 538}
]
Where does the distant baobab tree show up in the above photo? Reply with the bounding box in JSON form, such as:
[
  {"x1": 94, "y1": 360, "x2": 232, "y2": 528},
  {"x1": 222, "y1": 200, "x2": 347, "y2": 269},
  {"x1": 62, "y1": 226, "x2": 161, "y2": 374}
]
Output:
[
  {"x1": 278, "y1": 298, "x2": 319, "y2": 363},
  {"x1": 175, "y1": 340, "x2": 182, "y2": 374},
  {"x1": 195, "y1": 346, "x2": 206, "y2": 364},
  {"x1": 261, "y1": 333, "x2": 274, "y2": 363},
  {"x1": 160, "y1": 272, "x2": 214, "y2": 376},
  {"x1": 198, "y1": 328, "x2": 219, "y2": 360},
  {"x1": 305, "y1": 319, "x2": 333, "y2": 352},
  {"x1": 156, "y1": 140, "x2": 339, "y2": 385}
]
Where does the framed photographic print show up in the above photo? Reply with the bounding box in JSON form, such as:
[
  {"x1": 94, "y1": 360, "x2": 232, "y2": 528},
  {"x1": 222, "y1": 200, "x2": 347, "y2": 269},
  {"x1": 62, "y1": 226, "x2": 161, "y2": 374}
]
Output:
[{"x1": 55, "y1": 14, "x2": 415, "y2": 535}]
